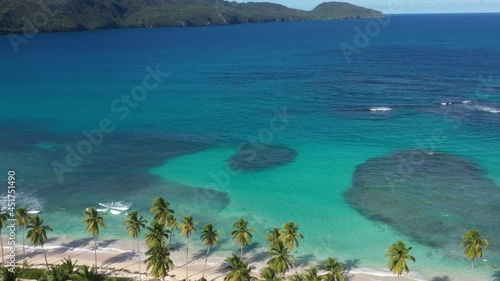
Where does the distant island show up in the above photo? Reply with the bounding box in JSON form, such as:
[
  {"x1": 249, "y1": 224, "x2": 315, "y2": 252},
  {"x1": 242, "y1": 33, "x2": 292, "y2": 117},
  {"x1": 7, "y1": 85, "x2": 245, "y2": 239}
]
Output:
[{"x1": 0, "y1": 0, "x2": 384, "y2": 35}]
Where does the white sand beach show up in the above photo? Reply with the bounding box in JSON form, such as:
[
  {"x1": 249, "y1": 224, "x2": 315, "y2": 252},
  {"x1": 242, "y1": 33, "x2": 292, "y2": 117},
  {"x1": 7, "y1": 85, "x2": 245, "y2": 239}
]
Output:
[{"x1": 4, "y1": 237, "x2": 426, "y2": 281}]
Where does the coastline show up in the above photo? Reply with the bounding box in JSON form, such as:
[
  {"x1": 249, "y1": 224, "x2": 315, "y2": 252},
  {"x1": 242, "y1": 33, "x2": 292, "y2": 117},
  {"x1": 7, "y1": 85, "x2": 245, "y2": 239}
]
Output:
[{"x1": 3, "y1": 237, "x2": 464, "y2": 281}]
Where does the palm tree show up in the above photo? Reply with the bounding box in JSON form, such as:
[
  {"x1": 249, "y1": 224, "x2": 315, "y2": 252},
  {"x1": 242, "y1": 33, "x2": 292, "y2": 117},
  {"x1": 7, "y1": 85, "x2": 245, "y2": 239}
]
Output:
[
  {"x1": 145, "y1": 242, "x2": 174, "y2": 281},
  {"x1": 260, "y1": 267, "x2": 283, "y2": 281},
  {"x1": 61, "y1": 256, "x2": 78, "y2": 275},
  {"x1": 145, "y1": 221, "x2": 170, "y2": 248},
  {"x1": 166, "y1": 214, "x2": 179, "y2": 247},
  {"x1": 281, "y1": 222, "x2": 303, "y2": 272},
  {"x1": 15, "y1": 206, "x2": 30, "y2": 261},
  {"x1": 125, "y1": 211, "x2": 147, "y2": 281},
  {"x1": 231, "y1": 218, "x2": 255, "y2": 259},
  {"x1": 267, "y1": 240, "x2": 294, "y2": 277},
  {"x1": 461, "y1": 229, "x2": 488, "y2": 278},
  {"x1": 72, "y1": 265, "x2": 103, "y2": 281},
  {"x1": 2, "y1": 267, "x2": 19, "y2": 281},
  {"x1": 180, "y1": 215, "x2": 198, "y2": 280},
  {"x1": 150, "y1": 197, "x2": 174, "y2": 225},
  {"x1": 304, "y1": 267, "x2": 321, "y2": 281},
  {"x1": 26, "y1": 215, "x2": 52, "y2": 270},
  {"x1": 266, "y1": 228, "x2": 281, "y2": 244},
  {"x1": 321, "y1": 258, "x2": 345, "y2": 281},
  {"x1": 0, "y1": 206, "x2": 7, "y2": 265},
  {"x1": 43, "y1": 265, "x2": 70, "y2": 281},
  {"x1": 223, "y1": 254, "x2": 253, "y2": 281},
  {"x1": 385, "y1": 241, "x2": 416, "y2": 276},
  {"x1": 83, "y1": 207, "x2": 106, "y2": 274},
  {"x1": 288, "y1": 273, "x2": 304, "y2": 281},
  {"x1": 201, "y1": 224, "x2": 220, "y2": 279},
  {"x1": 281, "y1": 222, "x2": 303, "y2": 251}
]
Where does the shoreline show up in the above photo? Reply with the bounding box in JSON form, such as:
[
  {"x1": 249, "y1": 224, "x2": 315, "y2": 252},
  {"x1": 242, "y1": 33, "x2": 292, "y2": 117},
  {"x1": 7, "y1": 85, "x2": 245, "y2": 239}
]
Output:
[{"x1": 2, "y1": 237, "x2": 473, "y2": 281}]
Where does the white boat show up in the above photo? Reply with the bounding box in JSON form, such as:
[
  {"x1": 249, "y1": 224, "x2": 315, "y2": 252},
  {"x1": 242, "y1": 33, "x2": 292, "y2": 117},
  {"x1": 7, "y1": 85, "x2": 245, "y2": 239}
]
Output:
[
  {"x1": 110, "y1": 210, "x2": 122, "y2": 215},
  {"x1": 98, "y1": 201, "x2": 131, "y2": 211},
  {"x1": 27, "y1": 210, "x2": 40, "y2": 214}
]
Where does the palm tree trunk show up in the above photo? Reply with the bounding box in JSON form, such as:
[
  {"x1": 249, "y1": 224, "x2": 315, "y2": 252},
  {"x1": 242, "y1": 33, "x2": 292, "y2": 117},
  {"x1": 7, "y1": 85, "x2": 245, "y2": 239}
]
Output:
[
  {"x1": 94, "y1": 235, "x2": 98, "y2": 274},
  {"x1": 41, "y1": 245, "x2": 49, "y2": 270},
  {"x1": 471, "y1": 259, "x2": 475, "y2": 281},
  {"x1": 136, "y1": 238, "x2": 142, "y2": 281},
  {"x1": 186, "y1": 238, "x2": 190, "y2": 281},
  {"x1": 1, "y1": 230, "x2": 4, "y2": 265},
  {"x1": 240, "y1": 246, "x2": 243, "y2": 259},
  {"x1": 22, "y1": 226, "x2": 25, "y2": 263},
  {"x1": 202, "y1": 246, "x2": 210, "y2": 279}
]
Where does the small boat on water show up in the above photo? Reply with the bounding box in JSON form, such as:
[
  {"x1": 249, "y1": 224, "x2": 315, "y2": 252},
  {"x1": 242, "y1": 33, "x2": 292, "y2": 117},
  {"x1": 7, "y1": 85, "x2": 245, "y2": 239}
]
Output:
[
  {"x1": 98, "y1": 201, "x2": 131, "y2": 211},
  {"x1": 27, "y1": 210, "x2": 41, "y2": 214}
]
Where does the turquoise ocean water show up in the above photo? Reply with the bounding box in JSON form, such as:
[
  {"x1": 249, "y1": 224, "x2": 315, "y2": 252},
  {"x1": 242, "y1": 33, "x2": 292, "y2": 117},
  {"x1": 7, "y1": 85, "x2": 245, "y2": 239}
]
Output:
[{"x1": 1, "y1": 14, "x2": 500, "y2": 280}]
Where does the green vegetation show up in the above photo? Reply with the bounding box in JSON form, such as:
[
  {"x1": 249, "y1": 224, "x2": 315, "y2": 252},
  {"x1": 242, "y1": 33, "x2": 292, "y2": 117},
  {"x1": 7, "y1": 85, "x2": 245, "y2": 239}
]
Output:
[
  {"x1": 385, "y1": 241, "x2": 416, "y2": 276},
  {"x1": 180, "y1": 214, "x2": 198, "y2": 280},
  {"x1": 223, "y1": 254, "x2": 253, "y2": 281},
  {"x1": 17, "y1": 267, "x2": 46, "y2": 280},
  {"x1": 83, "y1": 207, "x2": 106, "y2": 274},
  {"x1": 231, "y1": 218, "x2": 255, "y2": 259},
  {"x1": 26, "y1": 215, "x2": 53, "y2": 270},
  {"x1": 200, "y1": 223, "x2": 220, "y2": 279},
  {"x1": 0, "y1": 0, "x2": 384, "y2": 35},
  {"x1": 143, "y1": 197, "x2": 175, "y2": 280},
  {"x1": 0, "y1": 205, "x2": 7, "y2": 266},
  {"x1": 461, "y1": 229, "x2": 489, "y2": 278},
  {"x1": 303, "y1": 266, "x2": 321, "y2": 281},
  {"x1": 267, "y1": 240, "x2": 293, "y2": 276},
  {"x1": 124, "y1": 211, "x2": 147, "y2": 281},
  {"x1": 15, "y1": 206, "x2": 30, "y2": 262},
  {"x1": 321, "y1": 258, "x2": 345, "y2": 281},
  {"x1": 2, "y1": 199, "x2": 493, "y2": 281},
  {"x1": 144, "y1": 241, "x2": 174, "y2": 280}
]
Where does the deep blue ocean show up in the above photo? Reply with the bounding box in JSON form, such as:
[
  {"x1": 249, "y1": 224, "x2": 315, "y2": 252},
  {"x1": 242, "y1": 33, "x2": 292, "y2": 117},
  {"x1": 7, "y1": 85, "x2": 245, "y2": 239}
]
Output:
[{"x1": 1, "y1": 14, "x2": 500, "y2": 280}]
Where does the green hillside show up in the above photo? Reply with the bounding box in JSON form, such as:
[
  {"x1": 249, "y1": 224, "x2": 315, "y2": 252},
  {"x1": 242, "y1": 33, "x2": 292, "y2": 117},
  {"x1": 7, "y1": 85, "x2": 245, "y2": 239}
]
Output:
[{"x1": 0, "y1": 0, "x2": 384, "y2": 34}]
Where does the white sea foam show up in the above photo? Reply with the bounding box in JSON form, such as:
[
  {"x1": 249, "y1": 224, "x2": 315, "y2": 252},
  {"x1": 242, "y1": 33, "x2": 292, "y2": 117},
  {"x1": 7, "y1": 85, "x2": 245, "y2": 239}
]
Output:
[
  {"x1": 98, "y1": 201, "x2": 131, "y2": 211},
  {"x1": 475, "y1": 105, "x2": 500, "y2": 114},
  {"x1": 110, "y1": 209, "x2": 122, "y2": 215},
  {"x1": 369, "y1": 107, "x2": 392, "y2": 112},
  {"x1": 350, "y1": 268, "x2": 425, "y2": 281},
  {"x1": 99, "y1": 247, "x2": 131, "y2": 254},
  {"x1": 0, "y1": 191, "x2": 44, "y2": 213},
  {"x1": 462, "y1": 100, "x2": 472, "y2": 104}
]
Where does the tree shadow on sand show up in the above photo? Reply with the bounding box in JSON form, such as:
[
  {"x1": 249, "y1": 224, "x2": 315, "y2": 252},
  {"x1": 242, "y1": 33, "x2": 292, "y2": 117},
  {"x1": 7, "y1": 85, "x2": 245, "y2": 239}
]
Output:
[
  {"x1": 248, "y1": 251, "x2": 268, "y2": 263},
  {"x1": 191, "y1": 249, "x2": 207, "y2": 260},
  {"x1": 295, "y1": 254, "x2": 315, "y2": 267},
  {"x1": 343, "y1": 259, "x2": 360, "y2": 272},
  {"x1": 341, "y1": 259, "x2": 360, "y2": 281},
  {"x1": 493, "y1": 270, "x2": 500, "y2": 281},
  {"x1": 102, "y1": 252, "x2": 135, "y2": 266},
  {"x1": 245, "y1": 242, "x2": 262, "y2": 253},
  {"x1": 48, "y1": 237, "x2": 94, "y2": 255},
  {"x1": 431, "y1": 277, "x2": 450, "y2": 281},
  {"x1": 97, "y1": 239, "x2": 118, "y2": 248}
]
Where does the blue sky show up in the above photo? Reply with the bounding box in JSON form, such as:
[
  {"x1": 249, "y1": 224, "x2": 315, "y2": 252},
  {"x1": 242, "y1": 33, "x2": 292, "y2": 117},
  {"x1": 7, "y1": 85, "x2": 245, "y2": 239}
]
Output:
[{"x1": 232, "y1": 0, "x2": 500, "y2": 14}]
